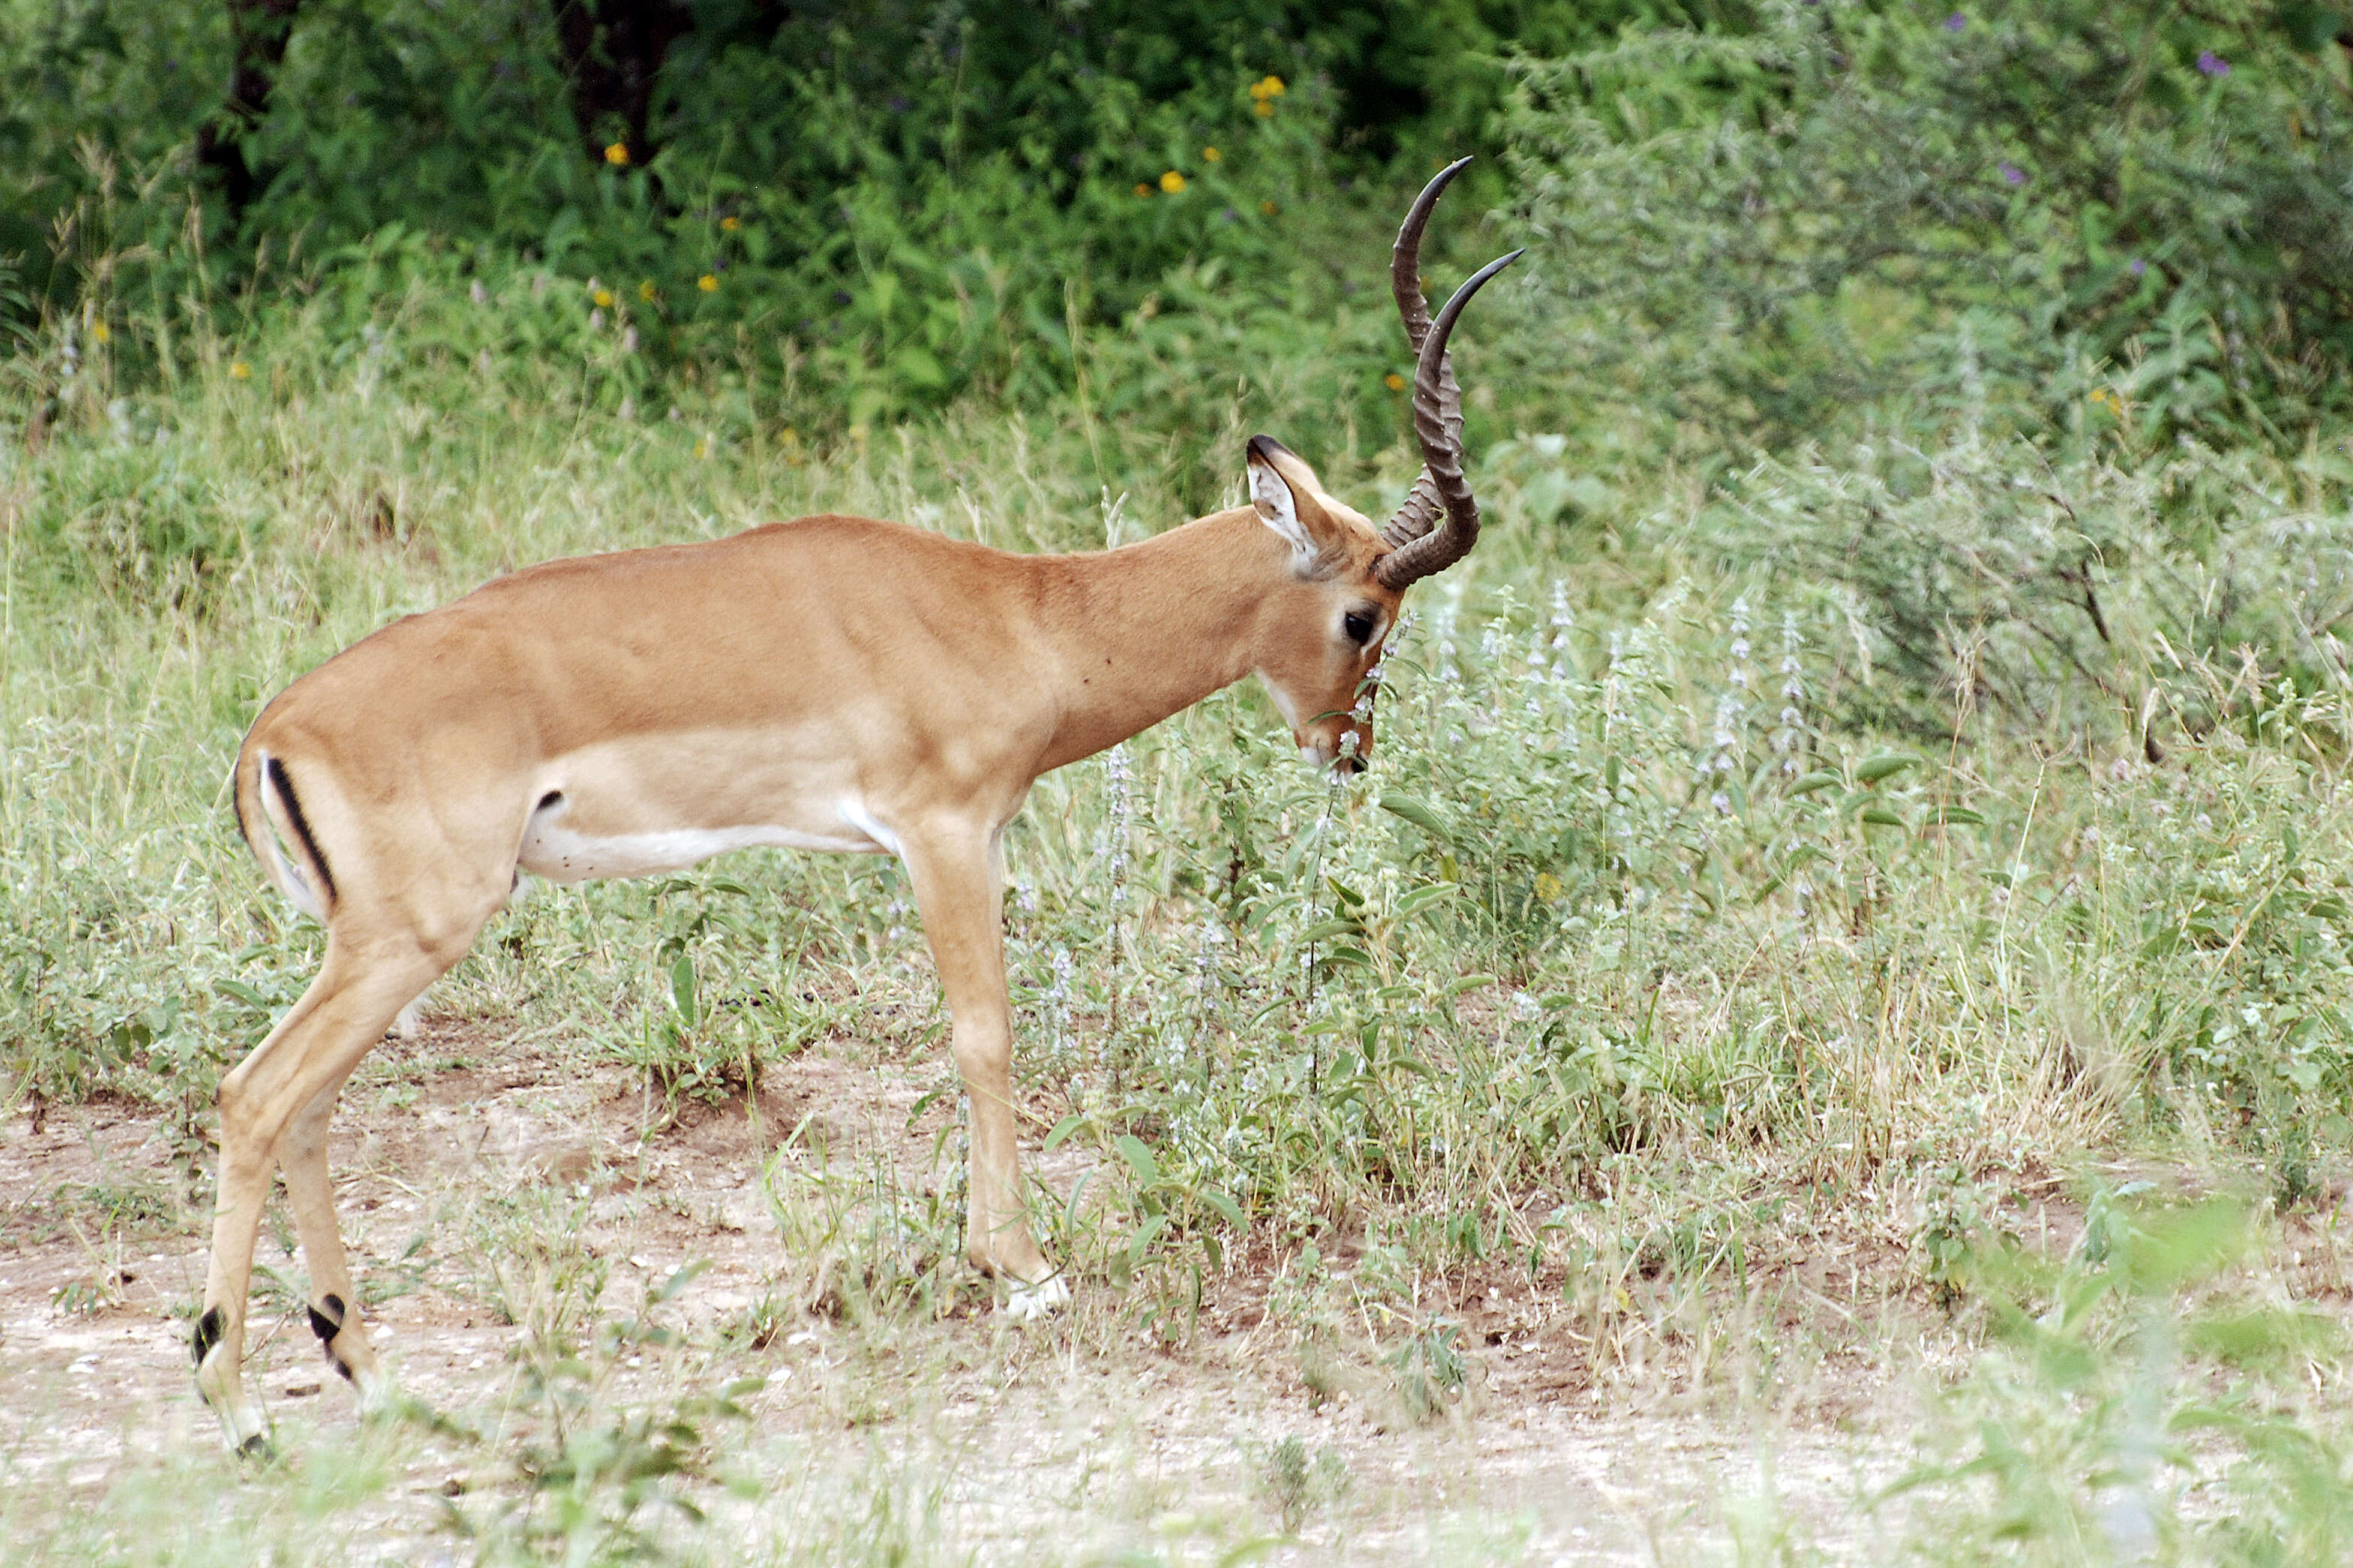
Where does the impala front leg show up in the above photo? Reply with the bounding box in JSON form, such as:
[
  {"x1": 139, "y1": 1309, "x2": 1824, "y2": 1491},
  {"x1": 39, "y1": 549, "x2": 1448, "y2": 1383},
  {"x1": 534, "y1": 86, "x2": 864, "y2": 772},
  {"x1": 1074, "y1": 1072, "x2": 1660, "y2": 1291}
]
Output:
[{"x1": 898, "y1": 824, "x2": 1067, "y2": 1318}]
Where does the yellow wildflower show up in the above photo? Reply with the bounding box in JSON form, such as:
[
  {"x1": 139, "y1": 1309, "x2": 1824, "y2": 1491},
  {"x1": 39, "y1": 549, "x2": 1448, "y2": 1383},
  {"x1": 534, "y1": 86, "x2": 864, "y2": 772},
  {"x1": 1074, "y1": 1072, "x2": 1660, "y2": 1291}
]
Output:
[
  {"x1": 1261, "y1": 200, "x2": 1279, "y2": 215},
  {"x1": 592, "y1": 287, "x2": 615, "y2": 308},
  {"x1": 698, "y1": 274, "x2": 719, "y2": 292},
  {"x1": 1254, "y1": 100, "x2": 1274, "y2": 119},
  {"x1": 1535, "y1": 872, "x2": 1564, "y2": 902},
  {"x1": 230, "y1": 361, "x2": 251, "y2": 380},
  {"x1": 1202, "y1": 146, "x2": 1221, "y2": 162},
  {"x1": 1384, "y1": 372, "x2": 1405, "y2": 391},
  {"x1": 720, "y1": 215, "x2": 740, "y2": 231},
  {"x1": 694, "y1": 437, "x2": 710, "y2": 459},
  {"x1": 638, "y1": 279, "x2": 658, "y2": 302},
  {"x1": 1134, "y1": 182, "x2": 1152, "y2": 197},
  {"x1": 1160, "y1": 170, "x2": 1186, "y2": 194},
  {"x1": 1249, "y1": 74, "x2": 1285, "y2": 100},
  {"x1": 604, "y1": 142, "x2": 629, "y2": 165},
  {"x1": 92, "y1": 323, "x2": 110, "y2": 344}
]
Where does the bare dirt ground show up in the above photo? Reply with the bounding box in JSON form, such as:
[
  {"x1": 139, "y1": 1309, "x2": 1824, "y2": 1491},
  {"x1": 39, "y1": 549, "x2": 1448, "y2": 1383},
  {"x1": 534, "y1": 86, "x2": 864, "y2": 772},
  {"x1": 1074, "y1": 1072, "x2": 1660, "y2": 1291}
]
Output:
[{"x1": 0, "y1": 1016, "x2": 1942, "y2": 1564}]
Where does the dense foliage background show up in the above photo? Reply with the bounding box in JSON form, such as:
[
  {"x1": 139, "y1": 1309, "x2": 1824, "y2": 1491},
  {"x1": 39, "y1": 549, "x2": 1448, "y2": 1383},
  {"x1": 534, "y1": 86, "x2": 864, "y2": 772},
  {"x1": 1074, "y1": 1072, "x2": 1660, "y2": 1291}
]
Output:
[
  {"x1": 4, "y1": 0, "x2": 2351, "y2": 1112},
  {"x1": 9, "y1": 7, "x2": 2353, "y2": 1557}
]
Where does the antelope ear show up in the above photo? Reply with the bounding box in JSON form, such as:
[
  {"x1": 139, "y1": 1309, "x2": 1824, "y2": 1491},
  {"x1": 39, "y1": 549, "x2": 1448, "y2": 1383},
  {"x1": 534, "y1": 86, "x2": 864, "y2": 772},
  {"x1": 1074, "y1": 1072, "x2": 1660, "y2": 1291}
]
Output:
[{"x1": 1246, "y1": 435, "x2": 1315, "y2": 559}]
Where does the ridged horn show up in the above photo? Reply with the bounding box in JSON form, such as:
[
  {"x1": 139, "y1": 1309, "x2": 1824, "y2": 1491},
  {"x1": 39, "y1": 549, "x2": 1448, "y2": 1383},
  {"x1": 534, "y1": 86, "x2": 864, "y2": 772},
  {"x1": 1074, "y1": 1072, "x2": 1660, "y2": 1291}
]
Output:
[
  {"x1": 1381, "y1": 158, "x2": 1472, "y2": 552},
  {"x1": 1374, "y1": 182, "x2": 1521, "y2": 591}
]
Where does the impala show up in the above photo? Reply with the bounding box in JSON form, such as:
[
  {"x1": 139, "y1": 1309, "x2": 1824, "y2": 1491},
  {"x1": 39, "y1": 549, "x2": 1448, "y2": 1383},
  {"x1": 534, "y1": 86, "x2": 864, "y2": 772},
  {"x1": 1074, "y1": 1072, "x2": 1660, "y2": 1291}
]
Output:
[{"x1": 197, "y1": 160, "x2": 1517, "y2": 1452}]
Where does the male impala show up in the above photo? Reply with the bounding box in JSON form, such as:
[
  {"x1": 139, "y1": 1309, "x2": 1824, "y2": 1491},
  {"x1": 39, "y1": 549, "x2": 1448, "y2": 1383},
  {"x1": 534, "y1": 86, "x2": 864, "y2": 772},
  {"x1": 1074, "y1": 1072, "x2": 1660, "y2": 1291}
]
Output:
[{"x1": 197, "y1": 161, "x2": 1515, "y2": 1452}]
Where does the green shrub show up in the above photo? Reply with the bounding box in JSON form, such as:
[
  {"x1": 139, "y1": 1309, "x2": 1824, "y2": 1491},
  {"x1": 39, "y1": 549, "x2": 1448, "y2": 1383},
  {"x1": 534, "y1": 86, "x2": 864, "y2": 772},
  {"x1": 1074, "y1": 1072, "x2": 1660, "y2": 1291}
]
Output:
[
  {"x1": 1709, "y1": 432, "x2": 2353, "y2": 742},
  {"x1": 1502, "y1": 0, "x2": 2353, "y2": 459}
]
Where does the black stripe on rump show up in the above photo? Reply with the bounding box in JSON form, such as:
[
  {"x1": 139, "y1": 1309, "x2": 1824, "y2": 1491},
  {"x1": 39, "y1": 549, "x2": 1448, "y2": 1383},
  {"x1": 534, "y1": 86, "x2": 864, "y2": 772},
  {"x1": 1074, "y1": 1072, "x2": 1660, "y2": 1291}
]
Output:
[{"x1": 265, "y1": 755, "x2": 338, "y2": 905}]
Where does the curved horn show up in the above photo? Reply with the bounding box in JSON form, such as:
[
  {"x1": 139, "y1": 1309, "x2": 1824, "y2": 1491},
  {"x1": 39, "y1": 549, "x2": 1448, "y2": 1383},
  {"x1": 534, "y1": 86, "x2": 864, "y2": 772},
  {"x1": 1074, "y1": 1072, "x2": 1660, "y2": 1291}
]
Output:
[
  {"x1": 1374, "y1": 245, "x2": 1523, "y2": 591},
  {"x1": 1382, "y1": 158, "x2": 1472, "y2": 549}
]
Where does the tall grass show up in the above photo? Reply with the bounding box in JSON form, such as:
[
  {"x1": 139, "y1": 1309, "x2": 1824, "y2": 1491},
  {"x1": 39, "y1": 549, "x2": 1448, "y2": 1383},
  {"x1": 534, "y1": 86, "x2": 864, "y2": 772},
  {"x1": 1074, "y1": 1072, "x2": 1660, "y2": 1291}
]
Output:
[{"x1": 5, "y1": 267, "x2": 2353, "y2": 1562}]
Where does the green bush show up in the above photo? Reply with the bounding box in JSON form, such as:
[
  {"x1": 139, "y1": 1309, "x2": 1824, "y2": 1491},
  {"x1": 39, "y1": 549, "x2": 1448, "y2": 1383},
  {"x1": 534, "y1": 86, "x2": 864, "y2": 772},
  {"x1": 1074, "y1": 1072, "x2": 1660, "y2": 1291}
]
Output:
[
  {"x1": 1709, "y1": 432, "x2": 2353, "y2": 742},
  {"x1": 1501, "y1": 0, "x2": 2353, "y2": 458},
  {"x1": 0, "y1": 0, "x2": 1680, "y2": 428}
]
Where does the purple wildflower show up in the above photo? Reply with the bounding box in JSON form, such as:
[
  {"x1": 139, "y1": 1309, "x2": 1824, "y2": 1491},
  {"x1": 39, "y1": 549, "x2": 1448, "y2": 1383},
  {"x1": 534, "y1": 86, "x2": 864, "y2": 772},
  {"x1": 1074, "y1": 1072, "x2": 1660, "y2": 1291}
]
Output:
[
  {"x1": 1999, "y1": 161, "x2": 2026, "y2": 187},
  {"x1": 2129, "y1": 257, "x2": 2147, "y2": 275},
  {"x1": 1944, "y1": 12, "x2": 1966, "y2": 31},
  {"x1": 2196, "y1": 50, "x2": 2229, "y2": 77}
]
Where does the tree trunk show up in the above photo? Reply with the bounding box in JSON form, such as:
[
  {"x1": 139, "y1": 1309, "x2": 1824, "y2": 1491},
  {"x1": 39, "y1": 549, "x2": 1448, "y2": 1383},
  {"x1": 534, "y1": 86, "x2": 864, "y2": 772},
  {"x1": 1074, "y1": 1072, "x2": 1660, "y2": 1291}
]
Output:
[
  {"x1": 554, "y1": 0, "x2": 696, "y2": 167},
  {"x1": 194, "y1": 0, "x2": 303, "y2": 220}
]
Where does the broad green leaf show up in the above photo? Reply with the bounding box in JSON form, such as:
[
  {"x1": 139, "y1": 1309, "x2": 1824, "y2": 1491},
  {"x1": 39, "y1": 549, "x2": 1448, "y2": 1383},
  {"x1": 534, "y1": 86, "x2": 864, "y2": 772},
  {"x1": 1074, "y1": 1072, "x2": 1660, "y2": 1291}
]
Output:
[
  {"x1": 1114, "y1": 1133, "x2": 1160, "y2": 1187},
  {"x1": 1380, "y1": 792, "x2": 1453, "y2": 840},
  {"x1": 1200, "y1": 1188, "x2": 1246, "y2": 1228}
]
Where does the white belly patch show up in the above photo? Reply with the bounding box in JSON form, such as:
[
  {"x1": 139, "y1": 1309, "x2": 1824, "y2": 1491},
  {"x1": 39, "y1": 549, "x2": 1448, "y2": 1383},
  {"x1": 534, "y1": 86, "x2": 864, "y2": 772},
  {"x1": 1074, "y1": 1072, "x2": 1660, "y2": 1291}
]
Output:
[{"x1": 517, "y1": 798, "x2": 887, "y2": 883}]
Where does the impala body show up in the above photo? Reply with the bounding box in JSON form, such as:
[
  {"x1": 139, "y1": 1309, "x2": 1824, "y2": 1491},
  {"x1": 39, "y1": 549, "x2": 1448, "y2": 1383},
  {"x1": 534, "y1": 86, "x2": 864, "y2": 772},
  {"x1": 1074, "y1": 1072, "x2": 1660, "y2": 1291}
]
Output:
[{"x1": 196, "y1": 162, "x2": 1516, "y2": 1453}]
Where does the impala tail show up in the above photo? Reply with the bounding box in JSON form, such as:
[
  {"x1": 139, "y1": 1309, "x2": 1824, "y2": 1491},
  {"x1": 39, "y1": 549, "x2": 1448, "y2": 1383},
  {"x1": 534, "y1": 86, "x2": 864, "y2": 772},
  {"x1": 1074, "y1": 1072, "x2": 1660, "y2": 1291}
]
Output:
[{"x1": 233, "y1": 746, "x2": 336, "y2": 921}]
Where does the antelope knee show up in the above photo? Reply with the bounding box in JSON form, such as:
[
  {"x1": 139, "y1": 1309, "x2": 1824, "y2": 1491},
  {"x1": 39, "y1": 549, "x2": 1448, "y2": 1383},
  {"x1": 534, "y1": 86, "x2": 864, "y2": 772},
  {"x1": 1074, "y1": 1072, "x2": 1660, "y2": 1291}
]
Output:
[{"x1": 951, "y1": 1025, "x2": 1013, "y2": 1079}]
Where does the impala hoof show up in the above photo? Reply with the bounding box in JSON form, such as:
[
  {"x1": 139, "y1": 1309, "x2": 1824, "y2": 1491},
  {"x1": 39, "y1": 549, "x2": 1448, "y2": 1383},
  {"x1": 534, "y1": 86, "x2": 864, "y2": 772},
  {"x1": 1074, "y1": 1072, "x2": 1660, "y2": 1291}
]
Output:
[
  {"x1": 355, "y1": 1368, "x2": 402, "y2": 1422},
  {"x1": 1003, "y1": 1274, "x2": 1070, "y2": 1322}
]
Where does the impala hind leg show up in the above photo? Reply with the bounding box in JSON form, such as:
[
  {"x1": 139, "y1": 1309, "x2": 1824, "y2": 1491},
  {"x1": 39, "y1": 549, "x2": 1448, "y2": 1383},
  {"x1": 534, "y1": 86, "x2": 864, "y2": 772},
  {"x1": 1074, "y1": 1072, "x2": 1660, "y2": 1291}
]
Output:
[
  {"x1": 899, "y1": 828, "x2": 1068, "y2": 1318},
  {"x1": 276, "y1": 1065, "x2": 390, "y2": 1404},
  {"x1": 197, "y1": 937, "x2": 453, "y2": 1452}
]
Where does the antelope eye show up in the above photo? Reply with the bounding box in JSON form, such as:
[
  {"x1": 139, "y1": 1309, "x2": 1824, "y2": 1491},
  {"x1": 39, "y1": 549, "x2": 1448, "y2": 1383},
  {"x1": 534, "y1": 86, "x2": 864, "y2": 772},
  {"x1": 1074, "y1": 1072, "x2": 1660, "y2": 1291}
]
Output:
[{"x1": 1342, "y1": 609, "x2": 1377, "y2": 646}]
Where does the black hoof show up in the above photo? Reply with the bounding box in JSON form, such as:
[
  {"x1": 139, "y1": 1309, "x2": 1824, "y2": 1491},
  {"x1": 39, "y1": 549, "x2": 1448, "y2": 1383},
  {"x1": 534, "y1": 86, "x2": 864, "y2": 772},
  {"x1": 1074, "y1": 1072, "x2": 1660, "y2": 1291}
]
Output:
[{"x1": 235, "y1": 1431, "x2": 273, "y2": 1462}]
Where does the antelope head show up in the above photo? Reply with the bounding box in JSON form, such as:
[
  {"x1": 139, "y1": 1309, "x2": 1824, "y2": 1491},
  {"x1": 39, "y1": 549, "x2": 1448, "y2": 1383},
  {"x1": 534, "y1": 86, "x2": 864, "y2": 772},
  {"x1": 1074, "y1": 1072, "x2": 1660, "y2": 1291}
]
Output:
[{"x1": 1245, "y1": 157, "x2": 1521, "y2": 775}]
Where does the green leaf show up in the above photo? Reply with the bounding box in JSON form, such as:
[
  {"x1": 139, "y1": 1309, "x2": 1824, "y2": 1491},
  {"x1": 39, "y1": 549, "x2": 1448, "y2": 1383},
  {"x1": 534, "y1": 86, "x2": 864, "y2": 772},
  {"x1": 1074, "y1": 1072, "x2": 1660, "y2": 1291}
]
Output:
[
  {"x1": 1199, "y1": 1187, "x2": 1246, "y2": 1228},
  {"x1": 1929, "y1": 805, "x2": 1985, "y2": 826},
  {"x1": 1858, "y1": 805, "x2": 1907, "y2": 828},
  {"x1": 1044, "y1": 1113, "x2": 1087, "y2": 1152},
  {"x1": 1114, "y1": 1133, "x2": 1160, "y2": 1188},
  {"x1": 1125, "y1": 1210, "x2": 1170, "y2": 1265},
  {"x1": 1856, "y1": 753, "x2": 1922, "y2": 784},
  {"x1": 652, "y1": 1258, "x2": 712, "y2": 1303},
  {"x1": 1393, "y1": 881, "x2": 1458, "y2": 917},
  {"x1": 1379, "y1": 792, "x2": 1453, "y2": 841},
  {"x1": 1788, "y1": 769, "x2": 1843, "y2": 796},
  {"x1": 669, "y1": 953, "x2": 700, "y2": 1024},
  {"x1": 214, "y1": 980, "x2": 273, "y2": 1011}
]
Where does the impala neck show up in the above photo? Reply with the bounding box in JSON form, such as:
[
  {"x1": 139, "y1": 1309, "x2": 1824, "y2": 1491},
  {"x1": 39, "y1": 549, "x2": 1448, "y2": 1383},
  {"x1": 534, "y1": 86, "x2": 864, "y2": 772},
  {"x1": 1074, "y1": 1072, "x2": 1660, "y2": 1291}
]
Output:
[{"x1": 1033, "y1": 508, "x2": 1287, "y2": 772}]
